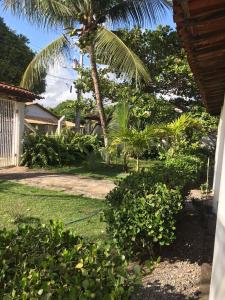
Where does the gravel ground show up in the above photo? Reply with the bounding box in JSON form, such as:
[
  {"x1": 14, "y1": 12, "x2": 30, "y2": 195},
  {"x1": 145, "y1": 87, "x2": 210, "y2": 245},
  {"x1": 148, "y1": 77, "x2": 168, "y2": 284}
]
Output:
[
  {"x1": 134, "y1": 201, "x2": 215, "y2": 300},
  {"x1": 0, "y1": 167, "x2": 115, "y2": 199}
]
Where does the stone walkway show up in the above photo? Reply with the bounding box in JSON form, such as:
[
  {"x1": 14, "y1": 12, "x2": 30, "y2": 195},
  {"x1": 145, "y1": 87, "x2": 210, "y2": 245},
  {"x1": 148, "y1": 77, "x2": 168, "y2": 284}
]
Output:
[{"x1": 0, "y1": 167, "x2": 115, "y2": 199}]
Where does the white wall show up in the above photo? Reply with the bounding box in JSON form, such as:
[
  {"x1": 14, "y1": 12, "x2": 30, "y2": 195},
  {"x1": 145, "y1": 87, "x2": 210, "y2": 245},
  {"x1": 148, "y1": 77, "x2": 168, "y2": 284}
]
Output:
[
  {"x1": 210, "y1": 100, "x2": 225, "y2": 300},
  {"x1": 25, "y1": 104, "x2": 58, "y2": 121}
]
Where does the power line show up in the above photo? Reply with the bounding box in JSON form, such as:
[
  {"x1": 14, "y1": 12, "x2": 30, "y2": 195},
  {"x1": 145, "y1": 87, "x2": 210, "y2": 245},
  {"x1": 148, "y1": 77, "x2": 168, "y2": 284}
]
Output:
[{"x1": 46, "y1": 73, "x2": 74, "y2": 81}]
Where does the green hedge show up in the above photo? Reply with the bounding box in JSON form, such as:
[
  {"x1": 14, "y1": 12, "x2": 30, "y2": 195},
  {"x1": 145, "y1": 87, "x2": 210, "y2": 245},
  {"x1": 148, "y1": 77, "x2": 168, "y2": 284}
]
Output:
[
  {"x1": 0, "y1": 222, "x2": 136, "y2": 299},
  {"x1": 104, "y1": 155, "x2": 205, "y2": 256}
]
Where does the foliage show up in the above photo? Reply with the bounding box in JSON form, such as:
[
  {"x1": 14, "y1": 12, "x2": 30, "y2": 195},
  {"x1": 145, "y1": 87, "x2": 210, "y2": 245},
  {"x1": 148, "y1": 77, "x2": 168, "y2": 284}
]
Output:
[
  {"x1": 0, "y1": 221, "x2": 137, "y2": 299},
  {"x1": 21, "y1": 130, "x2": 99, "y2": 168},
  {"x1": 0, "y1": 17, "x2": 45, "y2": 93},
  {"x1": 4, "y1": 0, "x2": 171, "y2": 148},
  {"x1": 21, "y1": 133, "x2": 60, "y2": 168},
  {"x1": 116, "y1": 26, "x2": 200, "y2": 100},
  {"x1": 50, "y1": 99, "x2": 95, "y2": 123},
  {"x1": 104, "y1": 154, "x2": 205, "y2": 255},
  {"x1": 105, "y1": 181, "x2": 183, "y2": 256},
  {"x1": 165, "y1": 155, "x2": 205, "y2": 194},
  {"x1": 1, "y1": 0, "x2": 171, "y2": 90}
]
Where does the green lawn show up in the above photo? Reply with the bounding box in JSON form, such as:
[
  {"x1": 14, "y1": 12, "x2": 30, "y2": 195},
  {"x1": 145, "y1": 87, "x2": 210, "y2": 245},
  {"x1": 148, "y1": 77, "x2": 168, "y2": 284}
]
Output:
[
  {"x1": 48, "y1": 161, "x2": 126, "y2": 181},
  {"x1": 47, "y1": 159, "x2": 158, "y2": 180},
  {"x1": 0, "y1": 180, "x2": 106, "y2": 240}
]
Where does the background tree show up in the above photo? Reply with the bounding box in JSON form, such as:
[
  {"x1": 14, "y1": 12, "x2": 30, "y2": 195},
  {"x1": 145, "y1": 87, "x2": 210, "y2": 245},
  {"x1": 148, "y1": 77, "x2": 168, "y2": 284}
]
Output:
[
  {"x1": 50, "y1": 98, "x2": 94, "y2": 123},
  {"x1": 116, "y1": 26, "x2": 200, "y2": 101},
  {"x1": 0, "y1": 17, "x2": 46, "y2": 93}
]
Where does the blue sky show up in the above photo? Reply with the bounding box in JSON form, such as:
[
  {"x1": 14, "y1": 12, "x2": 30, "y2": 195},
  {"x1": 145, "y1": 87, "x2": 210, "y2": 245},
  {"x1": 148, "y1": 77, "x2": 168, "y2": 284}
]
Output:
[{"x1": 0, "y1": 6, "x2": 176, "y2": 107}]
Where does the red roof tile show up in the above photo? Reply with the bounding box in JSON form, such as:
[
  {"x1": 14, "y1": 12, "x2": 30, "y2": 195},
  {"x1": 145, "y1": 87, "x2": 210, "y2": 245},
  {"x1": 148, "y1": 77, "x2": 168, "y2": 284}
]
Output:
[{"x1": 0, "y1": 82, "x2": 42, "y2": 101}]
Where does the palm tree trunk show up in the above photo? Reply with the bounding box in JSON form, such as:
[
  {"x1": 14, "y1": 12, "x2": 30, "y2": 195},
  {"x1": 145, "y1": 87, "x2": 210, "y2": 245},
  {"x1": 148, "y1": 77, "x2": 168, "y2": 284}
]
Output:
[
  {"x1": 136, "y1": 155, "x2": 140, "y2": 172},
  {"x1": 89, "y1": 44, "x2": 108, "y2": 148}
]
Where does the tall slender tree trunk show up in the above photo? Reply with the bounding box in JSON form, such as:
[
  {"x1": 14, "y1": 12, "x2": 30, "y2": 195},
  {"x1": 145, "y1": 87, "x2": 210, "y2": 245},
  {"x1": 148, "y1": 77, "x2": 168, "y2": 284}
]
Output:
[{"x1": 89, "y1": 44, "x2": 108, "y2": 148}]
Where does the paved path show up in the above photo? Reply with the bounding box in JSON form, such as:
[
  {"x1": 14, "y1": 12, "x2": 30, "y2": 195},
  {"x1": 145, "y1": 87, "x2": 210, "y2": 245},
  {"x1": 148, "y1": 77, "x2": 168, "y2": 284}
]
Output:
[{"x1": 0, "y1": 167, "x2": 115, "y2": 199}]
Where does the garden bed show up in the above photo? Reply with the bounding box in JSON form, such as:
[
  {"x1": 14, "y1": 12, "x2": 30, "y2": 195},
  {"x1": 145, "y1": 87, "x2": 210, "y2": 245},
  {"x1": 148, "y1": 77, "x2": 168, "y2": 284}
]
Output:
[{"x1": 135, "y1": 201, "x2": 216, "y2": 300}]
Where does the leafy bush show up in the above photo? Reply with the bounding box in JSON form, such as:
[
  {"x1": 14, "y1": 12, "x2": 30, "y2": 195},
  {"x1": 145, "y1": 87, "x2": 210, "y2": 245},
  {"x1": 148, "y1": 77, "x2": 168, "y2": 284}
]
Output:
[
  {"x1": 165, "y1": 155, "x2": 205, "y2": 194},
  {"x1": 21, "y1": 130, "x2": 99, "y2": 168},
  {"x1": 105, "y1": 182, "x2": 182, "y2": 256},
  {"x1": 0, "y1": 221, "x2": 136, "y2": 299},
  {"x1": 21, "y1": 133, "x2": 60, "y2": 167},
  {"x1": 104, "y1": 155, "x2": 205, "y2": 256}
]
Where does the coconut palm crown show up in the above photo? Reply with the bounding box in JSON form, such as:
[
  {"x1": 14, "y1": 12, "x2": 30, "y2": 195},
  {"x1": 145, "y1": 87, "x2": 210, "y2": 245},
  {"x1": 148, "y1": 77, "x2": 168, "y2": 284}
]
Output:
[{"x1": 3, "y1": 0, "x2": 171, "y2": 147}]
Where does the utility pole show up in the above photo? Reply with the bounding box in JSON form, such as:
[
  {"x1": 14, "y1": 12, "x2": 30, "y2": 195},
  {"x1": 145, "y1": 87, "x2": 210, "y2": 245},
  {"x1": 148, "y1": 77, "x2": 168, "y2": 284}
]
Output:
[{"x1": 73, "y1": 51, "x2": 84, "y2": 133}]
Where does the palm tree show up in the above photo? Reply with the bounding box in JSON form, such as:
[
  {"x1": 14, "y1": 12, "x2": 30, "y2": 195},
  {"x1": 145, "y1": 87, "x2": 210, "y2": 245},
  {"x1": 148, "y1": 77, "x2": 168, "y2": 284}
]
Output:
[
  {"x1": 164, "y1": 114, "x2": 202, "y2": 157},
  {"x1": 108, "y1": 101, "x2": 130, "y2": 171},
  {"x1": 3, "y1": 0, "x2": 171, "y2": 147}
]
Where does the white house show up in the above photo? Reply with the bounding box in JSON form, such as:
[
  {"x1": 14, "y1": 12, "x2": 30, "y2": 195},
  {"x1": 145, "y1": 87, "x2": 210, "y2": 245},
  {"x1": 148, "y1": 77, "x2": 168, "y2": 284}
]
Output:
[
  {"x1": 0, "y1": 82, "x2": 41, "y2": 167},
  {"x1": 174, "y1": 1, "x2": 225, "y2": 299},
  {"x1": 25, "y1": 103, "x2": 59, "y2": 134}
]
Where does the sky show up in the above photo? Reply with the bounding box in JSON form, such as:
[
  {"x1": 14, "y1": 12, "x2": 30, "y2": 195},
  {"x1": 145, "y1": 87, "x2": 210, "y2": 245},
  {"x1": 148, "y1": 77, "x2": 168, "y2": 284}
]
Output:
[{"x1": 0, "y1": 5, "x2": 176, "y2": 108}]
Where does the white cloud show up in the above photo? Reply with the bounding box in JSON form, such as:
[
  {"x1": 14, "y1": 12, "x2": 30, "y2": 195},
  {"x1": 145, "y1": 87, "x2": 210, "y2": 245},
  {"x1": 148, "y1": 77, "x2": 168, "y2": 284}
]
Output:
[{"x1": 38, "y1": 63, "x2": 77, "y2": 108}]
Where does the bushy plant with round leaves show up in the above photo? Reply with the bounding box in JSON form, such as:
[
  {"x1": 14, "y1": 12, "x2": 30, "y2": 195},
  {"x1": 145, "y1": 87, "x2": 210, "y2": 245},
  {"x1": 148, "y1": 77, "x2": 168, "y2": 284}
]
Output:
[
  {"x1": 105, "y1": 182, "x2": 183, "y2": 257},
  {"x1": 0, "y1": 221, "x2": 138, "y2": 300}
]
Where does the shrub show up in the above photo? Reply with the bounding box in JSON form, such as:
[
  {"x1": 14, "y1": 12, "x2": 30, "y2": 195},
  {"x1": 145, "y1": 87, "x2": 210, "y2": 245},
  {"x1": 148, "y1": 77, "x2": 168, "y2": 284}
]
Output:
[
  {"x1": 21, "y1": 133, "x2": 60, "y2": 167},
  {"x1": 105, "y1": 182, "x2": 183, "y2": 257},
  {"x1": 0, "y1": 221, "x2": 136, "y2": 300},
  {"x1": 165, "y1": 155, "x2": 205, "y2": 194},
  {"x1": 21, "y1": 131, "x2": 99, "y2": 168},
  {"x1": 104, "y1": 155, "x2": 204, "y2": 256}
]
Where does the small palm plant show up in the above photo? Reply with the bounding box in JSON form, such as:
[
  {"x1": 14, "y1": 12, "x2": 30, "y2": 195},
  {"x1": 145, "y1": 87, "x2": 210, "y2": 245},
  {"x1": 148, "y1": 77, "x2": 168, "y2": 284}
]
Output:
[
  {"x1": 109, "y1": 101, "x2": 164, "y2": 171},
  {"x1": 3, "y1": 0, "x2": 171, "y2": 148},
  {"x1": 164, "y1": 114, "x2": 202, "y2": 157}
]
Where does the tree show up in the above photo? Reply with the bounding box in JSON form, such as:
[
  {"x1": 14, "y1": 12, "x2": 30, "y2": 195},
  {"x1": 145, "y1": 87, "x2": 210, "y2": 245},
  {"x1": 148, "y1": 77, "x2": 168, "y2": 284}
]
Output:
[
  {"x1": 0, "y1": 17, "x2": 46, "y2": 94},
  {"x1": 3, "y1": 0, "x2": 171, "y2": 148},
  {"x1": 50, "y1": 98, "x2": 94, "y2": 123},
  {"x1": 116, "y1": 26, "x2": 200, "y2": 101}
]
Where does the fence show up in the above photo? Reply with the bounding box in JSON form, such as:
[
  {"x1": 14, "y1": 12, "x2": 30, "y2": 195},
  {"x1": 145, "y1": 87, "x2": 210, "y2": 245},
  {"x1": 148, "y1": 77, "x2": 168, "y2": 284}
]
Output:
[{"x1": 0, "y1": 99, "x2": 16, "y2": 168}]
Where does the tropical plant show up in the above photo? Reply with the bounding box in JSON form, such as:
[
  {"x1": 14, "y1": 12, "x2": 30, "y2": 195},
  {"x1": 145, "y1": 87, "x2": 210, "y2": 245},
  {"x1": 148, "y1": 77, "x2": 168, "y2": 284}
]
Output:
[
  {"x1": 109, "y1": 101, "x2": 167, "y2": 171},
  {"x1": 0, "y1": 221, "x2": 138, "y2": 299},
  {"x1": 159, "y1": 114, "x2": 202, "y2": 158},
  {"x1": 108, "y1": 101, "x2": 131, "y2": 171},
  {"x1": 3, "y1": 0, "x2": 171, "y2": 148},
  {"x1": 21, "y1": 131, "x2": 99, "y2": 168}
]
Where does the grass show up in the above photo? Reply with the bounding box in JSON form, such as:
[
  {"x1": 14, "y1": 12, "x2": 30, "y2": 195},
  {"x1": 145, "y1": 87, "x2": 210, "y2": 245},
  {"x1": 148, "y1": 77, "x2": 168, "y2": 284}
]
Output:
[
  {"x1": 47, "y1": 159, "x2": 159, "y2": 180},
  {"x1": 0, "y1": 180, "x2": 106, "y2": 240},
  {"x1": 48, "y1": 160, "x2": 126, "y2": 181}
]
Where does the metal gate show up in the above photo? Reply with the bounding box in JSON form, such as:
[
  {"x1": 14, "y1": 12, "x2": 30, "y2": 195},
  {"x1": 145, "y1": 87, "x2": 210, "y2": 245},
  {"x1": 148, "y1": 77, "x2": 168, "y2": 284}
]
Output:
[{"x1": 0, "y1": 99, "x2": 16, "y2": 167}]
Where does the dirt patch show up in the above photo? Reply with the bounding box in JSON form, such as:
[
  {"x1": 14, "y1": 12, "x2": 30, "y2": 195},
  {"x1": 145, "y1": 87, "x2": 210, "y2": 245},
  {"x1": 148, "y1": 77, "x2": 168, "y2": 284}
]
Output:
[{"x1": 0, "y1": 167, "x2": 115, "y2": 199}]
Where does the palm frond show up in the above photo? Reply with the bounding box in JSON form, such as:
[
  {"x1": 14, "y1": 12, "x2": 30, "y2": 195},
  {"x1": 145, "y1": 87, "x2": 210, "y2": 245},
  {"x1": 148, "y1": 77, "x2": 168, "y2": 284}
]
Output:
[
  {"x1": 3, "y1": 0, "x2": 77, "y2": 28},
  {"x1": 109, "y1": 101, "x2": 130, "y2": 138},
  {"x1": 20, "y1": 35, "x2": 70, "y2": 90},
  {"x1": 106, "y1": 0, "x2": 172, "y2": 28},
  {"x1": 95, "y1": 27, "x2": 151, "y2": 83}
]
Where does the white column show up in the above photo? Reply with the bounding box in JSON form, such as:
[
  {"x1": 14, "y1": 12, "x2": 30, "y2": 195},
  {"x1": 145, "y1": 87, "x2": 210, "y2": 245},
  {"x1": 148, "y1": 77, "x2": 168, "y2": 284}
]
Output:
[
  {"x1": 213, "y1": 103, "x2": 225, "y2": 212},
  {"x1": 14, "y1": 102, "x2": 25, "y2": 166},
  {"x1": 209, "y1": 100, "x2": 225, "y2": 300}
]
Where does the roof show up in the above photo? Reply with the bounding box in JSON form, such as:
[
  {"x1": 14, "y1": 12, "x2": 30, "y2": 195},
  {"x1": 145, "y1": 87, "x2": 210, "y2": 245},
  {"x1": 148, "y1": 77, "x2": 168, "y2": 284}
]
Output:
[
  {"x1": 64, "y1": 120, "x2": 75, "y2": 128},
  {"x1": 26, "y1": 103, "x2": 59, "y2": 120},
  {"x1": 25, "y1": 117, "x2": 58, "y2": 126},
  {"x1": 0, "y1": 82, "x2": 42, "y2": 102},
  {"x1": 173, "y1": 0, "x2": 225, "y2": 115}
]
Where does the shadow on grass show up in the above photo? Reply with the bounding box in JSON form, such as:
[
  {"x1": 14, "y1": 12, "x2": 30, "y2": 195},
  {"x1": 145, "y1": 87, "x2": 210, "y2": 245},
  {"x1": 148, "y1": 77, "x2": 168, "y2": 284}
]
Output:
[
  {"x1": 14, "y1": 214, "x2": 41, "y2": 225},
  {"x1": 54, "y1": 162, "x2": 125, "y2": 180}
]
